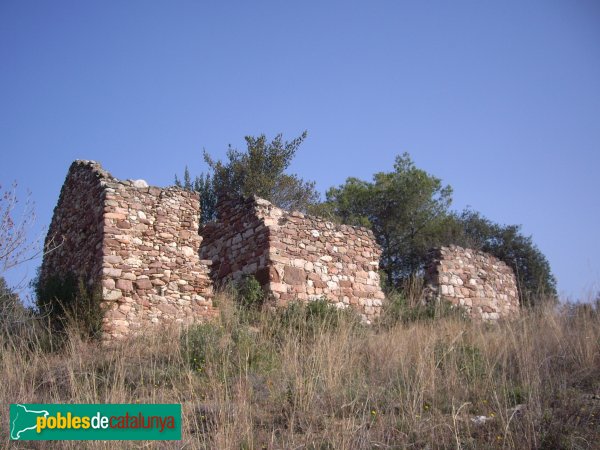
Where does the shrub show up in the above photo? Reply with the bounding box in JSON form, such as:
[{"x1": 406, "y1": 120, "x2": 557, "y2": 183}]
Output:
[
  {"x1": 0, "y1": 277, "x2": 28, "y2": 337},
  {"x1": 181, "y1": 322, "x2": 226, "y2": 375},
  {"x1": 34, "y1": 272, "x2": 104, "y2": 339},
  {"x1": 182, "y1": 319, "x2": 278, "y2": 380},
  {"x1": 0, "y1": 278, "x2": 50, "y2": 350},
  {"x1": 235, "y1": 275, "x2": 265, "y2": 309}
]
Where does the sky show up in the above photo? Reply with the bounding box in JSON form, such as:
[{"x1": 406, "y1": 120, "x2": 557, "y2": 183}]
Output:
[{"x1": 1, "y1": 1, "x2": 599, "y2": 302}]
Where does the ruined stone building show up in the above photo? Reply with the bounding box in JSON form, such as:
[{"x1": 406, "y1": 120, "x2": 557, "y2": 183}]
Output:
[
  {"x1": 40, "y1": 161, "x2": 519, "y2": 340},
  {"x1": 40, "y1": 161, "x2": 217, "y2": 340}
]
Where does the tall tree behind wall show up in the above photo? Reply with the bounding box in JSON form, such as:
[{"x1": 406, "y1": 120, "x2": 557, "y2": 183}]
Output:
[
  {"x1": 321, "y1": 154, "x2": 557, "y2": 306},
  {"x1": 322, "y1": 153, "x2": 453, "y2": 287},
  {"x1": 176, "y1": 132, "x2": 320, "y2": 224}
]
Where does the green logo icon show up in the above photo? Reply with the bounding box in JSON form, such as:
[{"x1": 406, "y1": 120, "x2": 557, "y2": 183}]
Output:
[{"x1": 9, "y1": 404, "x2": 181, "y2": 440}]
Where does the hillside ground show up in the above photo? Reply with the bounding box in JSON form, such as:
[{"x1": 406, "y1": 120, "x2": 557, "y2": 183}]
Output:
[{"x1": 1, "y1": 292, "x2": 599, "y2": 449}]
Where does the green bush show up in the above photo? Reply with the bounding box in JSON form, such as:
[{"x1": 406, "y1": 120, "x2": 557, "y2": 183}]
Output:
[
  {"x1": 231, "y1": 326, "x2": 278, "y2": 373},
  {"x1": 34, "y1": 272, "x2": 104, "y2": 339},
  {"x1": 235, "y1": 275, "x2": 265, "y2": 309},
  {"x1": 182, "y1": 320, "x2": 278, "y2": 379},
  {"x1": 181, "y1": 322, "x2": 225, "y2": 375}
]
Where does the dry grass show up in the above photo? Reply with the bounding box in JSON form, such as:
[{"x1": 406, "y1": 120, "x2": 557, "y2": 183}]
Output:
[{"x1": 1, "y1": 294, "x2": 599, "y2": 449}]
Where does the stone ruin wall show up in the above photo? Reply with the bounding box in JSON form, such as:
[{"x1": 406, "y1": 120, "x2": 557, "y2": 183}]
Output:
[
  {"x1": 41, "y1": 161, "x2": 216, "y2": 340},
  {"x1": 201, "y1": 196, "x2": 270, "y2": 283},
  {"x1": 41, "y1": 161, "x2": 105, "y2": 291},
  {"x1": 201, "y1": 196, "x2": 385, "y2": 323},
  {"x1": 43, "y1": 161, "x2": 520, "y2": 340},
  {"x1": 425, "y1": 245, "x2": 519, "y2": 320}
]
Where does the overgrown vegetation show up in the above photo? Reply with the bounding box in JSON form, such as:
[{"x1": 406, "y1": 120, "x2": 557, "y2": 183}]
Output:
[
  {"x1": 380, "y1": 290, "x2": 467, "y2": 327},
  {"x1": 235, "y1": 275, "x2": 266, "y2": 310},
  {"x1": 34, "y1": 272, "x2": 104, "y2": 339},
  {"x1": 2, "y1": 132, "x2": 577, "y2": 447},
  {"x1": 0, "y1": 276, "x2": 32, "y2": 342},
  {"x1": 1, "y1": 290, "x2": 598, "y2": 449}
]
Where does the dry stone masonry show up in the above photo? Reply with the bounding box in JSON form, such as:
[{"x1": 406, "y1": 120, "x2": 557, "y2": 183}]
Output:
[
  {"x1": 425, "y1": 246, "x2": 519, "y2": 320},
  {"x1": 42, "y1": 161, "x2": 520, "y2": 340},
  {"x1": 41, "y1": 161, "x2": 216, "y2": 340},
  {"x1": 201, "y1": 196, "x2": 385, "y2": 323}
]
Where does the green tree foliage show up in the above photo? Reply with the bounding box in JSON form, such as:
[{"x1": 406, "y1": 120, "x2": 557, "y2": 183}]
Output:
[
  {"x1": 323, "y1": 153, "x2": 453, "y2": 286},
  {"x1": 176, "y1": 169, "x2": 218, "y2": 223},
  {"x1": 0, "y1": 276, "x2": 21, "y2": 309},
  {"x1": 176, "y1": 132, "x2": 320, "y2": 223},
  {"x1": 34, "y1": 273, "x2": 104, "y2": 338},
  {"x1": 321, "y1": 153, "x2": 556, "y2": 306},
  {"x1": 440, "y1": 210, "x2": 557, "y2": 306}
]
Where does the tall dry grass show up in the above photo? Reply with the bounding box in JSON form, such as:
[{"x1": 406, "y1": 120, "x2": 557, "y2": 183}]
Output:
[{"x1": 1, "y1": 293, "x2": 599, "y2": 449}]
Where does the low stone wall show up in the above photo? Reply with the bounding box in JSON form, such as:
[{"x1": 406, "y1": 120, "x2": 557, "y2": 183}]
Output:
[
  {"x1": 42, "y1": 161, "x2": 216, "y2": 340},
  {"x1": 425, "y1": 246, "x2": 519, "y2": 320},
  {"x1": 201, "y1": 196, "x2": 385, "y2": 323}
]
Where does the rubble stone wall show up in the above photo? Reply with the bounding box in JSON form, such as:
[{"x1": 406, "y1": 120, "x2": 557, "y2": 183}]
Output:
[
  {"x1": 200, "y1": 196, "x2": 270, "y2": 284},
  {"x1": 200, "y1": 196, "x2": 385, "y2": 323},
  {"x1": 425, "y1": 245, "x2": 519, "y2": 320},
  {"x1": 44, "y1": 161, "x2": 521, "y2": 338},
  {"x1": 41, "y1": 161, "x2": 106, "y2": 290},
  {"x1": 41, "y1": 161, "x2": 216, "y2": 340}
]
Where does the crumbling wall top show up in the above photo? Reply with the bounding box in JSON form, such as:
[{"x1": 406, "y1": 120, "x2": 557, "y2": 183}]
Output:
[{"x1": 70, "y1": 159, "x2": 157, "y2": 191}]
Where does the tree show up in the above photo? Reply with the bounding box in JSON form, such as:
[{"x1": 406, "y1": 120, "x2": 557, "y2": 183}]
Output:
[
  {"x1": 0, "y1": 182, "x2": 39, "y2": 273},
  {"x1": 323, "y1": 153, "x2": 453, "y2": 287},
  {"x1": 177, "y1": 132, "x2": 320, "y2": 223},
  {"x1": 321, "y1": 154, "x2": 556, "y2": 306},
  {"x1": 176, "y1": 168, "x2": 218, "y2": 223},
  {"x1": 441, "y1": 210, "x2": 557, "y2": 306},
  {"x1": 0, "y1": 275, "x2": 30, "y2": 338},
  {"x1": 0, "y1": 276, "x2": 25, "y2": 319},
  {"x1": 0, "y1": 183, "x2": 40, "y2": 336}
]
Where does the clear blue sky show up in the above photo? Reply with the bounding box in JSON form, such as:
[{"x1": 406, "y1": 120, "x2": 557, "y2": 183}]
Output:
[{"x1": 1, "y1": 1, "x2": 599, "y2": 301}]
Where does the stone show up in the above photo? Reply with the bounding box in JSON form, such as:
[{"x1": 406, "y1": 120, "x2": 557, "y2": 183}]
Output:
[
  {"x1": 181, "y1": 246, "x2": 195, "y2": 257},
  {"x1": 131, "y1": 278, "x2": 152, "y2": 290},
  {"x1": 157, "y1": 303, "x2": 179, "y2": 315},
  {"x1": 104, "y1": 289, "x2": 122, "y2": 301},
  {"x1": 283, "y1": 266, "x2": 307, "y2": 285},
  {"x1": 200, "y1": 194, "x2": 384, "y2": 323},
  {"x1": 116, "y1": 279, "x2": 133, "y2": 292},
  {"x1": 132, "y1": 179, "x2": 149, "y2": 188},
  {"x1": 104, "y1": 255, "x2": 122, "y2": 264},
  {"x1": 102, "y1": 268, "x2": 122, "y2": 277}
]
